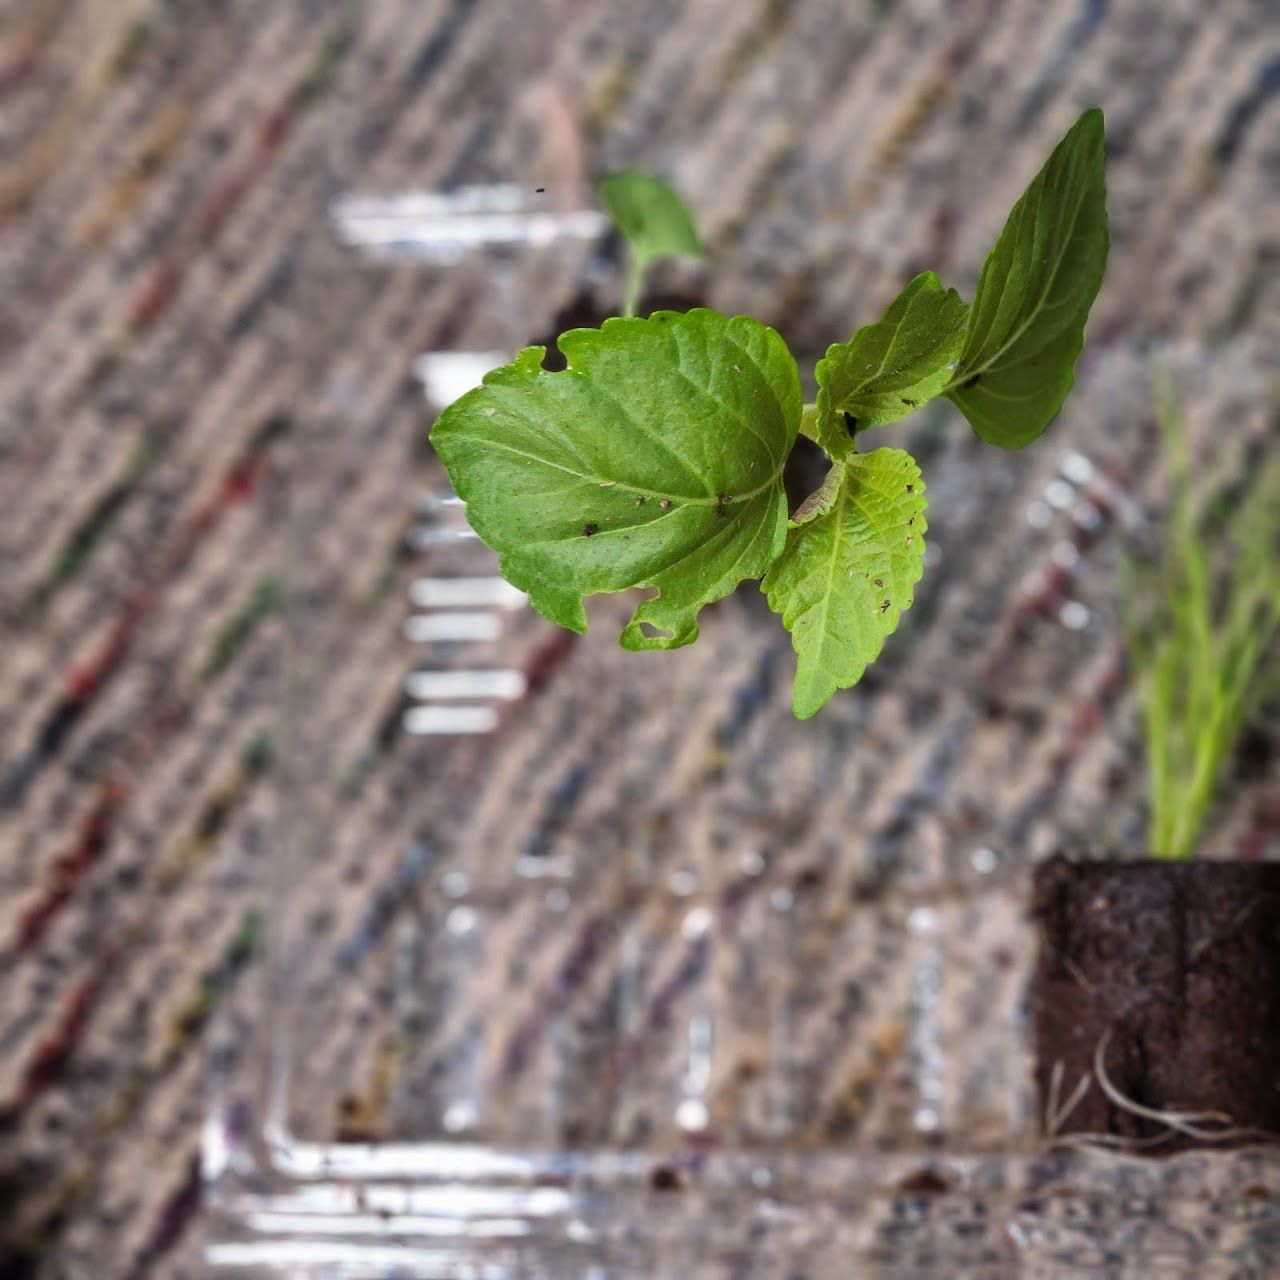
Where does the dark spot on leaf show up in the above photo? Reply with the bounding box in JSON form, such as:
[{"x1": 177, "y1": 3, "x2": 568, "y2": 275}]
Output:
[
  {"x1": 905, "y1": 484, "x2": 914, "y2": 493},
  {"x1": 843, "y1": 413, "x2": 859, "y2": 435},
  {"x1": 902, "y1": 398, "x2": 918, "y2": 408},
  {"x1": 908, "y1": 516, "x2": 914, "y2": 526},
  {"x1": 874, "y1": 578, "x2": 883, "y2": 588},
  {"x1": 716, "y1": 493, "x2": 733, "y2": 517},
  {"x1": 636, "y1": 496, "x2": 647, "y2": 506},
  {"x1": 650, "y1": 1166, "x2": 683, "y2": 1192},
  {"x1": 961, "y1": 374, "x2": 981, "y2": 390},
  {"x1": 881, "y1": 599, "x2": 891, "y2": 612},
  {"x1": 582, "y1": 523, "x2": 598, "y2": 537}
]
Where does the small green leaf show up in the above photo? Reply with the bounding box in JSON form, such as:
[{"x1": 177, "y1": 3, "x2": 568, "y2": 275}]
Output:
[
  {"x1": 763, "y1": 450, "x2": 926, "y2": 718},
  {"x1": 600, "y1": 172, "x2": 702, "y2": 316},
  {"x1": 431, "y1": 308, "x2": 800, "y2": 651},
  {"x1": 814, "y1": 272, "x2": 967, "y2": 459},
  {"x1": 946, "y1": 108, "x2": 1108, "y2": 449},
  {"x1": 600, "y1": 171, "x2": 702, "y2": 267}
]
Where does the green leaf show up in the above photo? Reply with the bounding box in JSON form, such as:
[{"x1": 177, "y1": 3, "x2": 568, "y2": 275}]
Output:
[
  {"x1": 762, "y1": 450, "x2": 926, "y2": 718},
  {"x1": 946, "y1": 107, "x2": 1108, "y2": 449},
  {"x1": 600, "y1": 171, "x2": 702, "y2": 268},
  {"x1": 814, "y1": 272, "x2": 968, "y2": 459},
  {"x1": 600, "y1": 171, "x2": 702, "y2": 316},
  {"x1": 431, "y1": 308, "x2": 800, "y2": 651}
]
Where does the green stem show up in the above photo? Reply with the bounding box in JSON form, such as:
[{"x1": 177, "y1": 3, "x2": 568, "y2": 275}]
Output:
[
  {"x1": 799, "y1": 403, "x2": 820, "y2": 443},
  {"x1": 622, "y1": 256, "x2": 645, "y2": 319}
]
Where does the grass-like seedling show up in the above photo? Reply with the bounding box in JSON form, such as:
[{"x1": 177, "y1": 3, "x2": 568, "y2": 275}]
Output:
[
  {"x1": 1124, "y1": 378, "x2": 1280, "y2": 858},
  {"x1": 432, "y1": 111, "x2": 1109, "y2": 718}
]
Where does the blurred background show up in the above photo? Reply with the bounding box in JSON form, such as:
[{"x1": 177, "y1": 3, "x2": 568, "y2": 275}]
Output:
[{"x1": 0, "y1": 1, "x2": 1276, "y2": 1276}]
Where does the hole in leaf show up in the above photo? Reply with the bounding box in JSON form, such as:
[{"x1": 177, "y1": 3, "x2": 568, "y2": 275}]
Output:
[
  {"x1": 639, "y1": 622, "x2": 674, "y2": 640},
  {"x1": 784, "y1": 435, "x2": 827, "y2": 508}
]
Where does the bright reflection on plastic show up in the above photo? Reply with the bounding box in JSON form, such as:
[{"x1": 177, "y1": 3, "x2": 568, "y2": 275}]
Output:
[
  {"x1": 330, "y1": 185, "x2": 607, "y2": 262},
  {"x1": 402, "y1": 705, "x2": 499, "y2": 735}
]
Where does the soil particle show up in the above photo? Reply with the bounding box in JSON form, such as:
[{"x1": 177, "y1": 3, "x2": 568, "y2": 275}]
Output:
[
  {"x1": 795, "y1": 866, "x2": 825, "y2": 891},
  {"x1": 897, "y1": 1167, "x2": 952, "y2": 1195}
]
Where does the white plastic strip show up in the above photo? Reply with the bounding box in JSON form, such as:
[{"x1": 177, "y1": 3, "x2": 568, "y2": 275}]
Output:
[
  {"x1": 402, "y1": 705, "x2": 499, "y2": 735},
  {"x1": 413, "y1": 351, "x2": 510, "y2": 406},
  {"x1": 404, "y1": 670, "x2": 526, "y2": 701},
  {"x1": 403, "y1": 612, "x2": 501, "y2": 643},
  {"x1": 408, "y1": 577, "x2": 525, "y2": 609}
]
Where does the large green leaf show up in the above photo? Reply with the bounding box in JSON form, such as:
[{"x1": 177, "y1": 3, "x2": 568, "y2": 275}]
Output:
[
  {"x1": 814, "y1": 272, "x2": 968, "y2": 459},
  {"x1": 431, "y1": 309, "x2": 800, "y2": 650},
  {"x1": 946, "y1": 108, "x2": 1108, "y2": 448},
  {"x1": 763, "y1": 450, "x2": 926, "y2": 718}
]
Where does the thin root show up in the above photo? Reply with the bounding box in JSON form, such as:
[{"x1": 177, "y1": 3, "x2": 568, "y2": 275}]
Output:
[
  {"x1": 1044, "y1": 1059, "x2": 1092, "y2": 1137},
  {"x1": 1044, "y1": 1029, "x2": 1280, "y2": 1152},
  {"x1": 1094, "y1": 1029, "x2": 1235, "y2": 1138}
]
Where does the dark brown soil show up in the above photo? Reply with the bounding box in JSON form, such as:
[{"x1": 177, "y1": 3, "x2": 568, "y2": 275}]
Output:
[{"x1": 1033, "y1": 856, "x2": 1280, "y2": 1153}]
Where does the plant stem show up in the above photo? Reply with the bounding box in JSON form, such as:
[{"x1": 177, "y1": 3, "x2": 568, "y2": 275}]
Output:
[
  {"x1": 799, "y1": 403, "x2": 820, "y2": 443},
  {"x1": 622, "y1": 256, "x2": 645, "y2": 319}
]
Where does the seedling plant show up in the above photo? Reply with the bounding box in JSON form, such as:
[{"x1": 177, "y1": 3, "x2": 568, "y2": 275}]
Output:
[
  {"x1": 433, "y1": 111, "x2": 1109, "y2": 718},
  {"x1": 1124, "y1": 376, "x2": 1280, "y2": 859}
]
